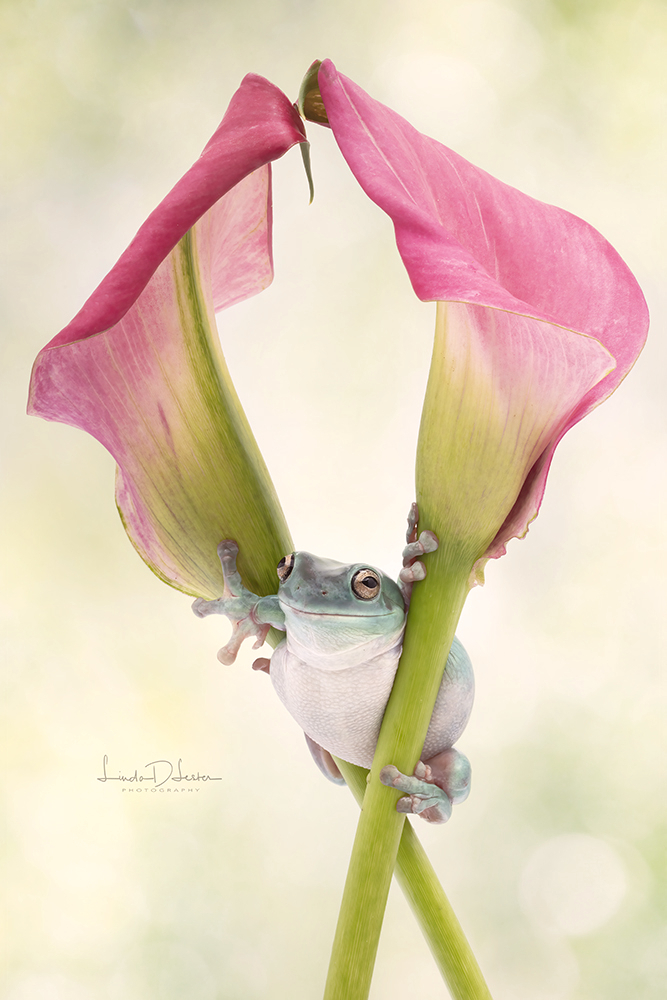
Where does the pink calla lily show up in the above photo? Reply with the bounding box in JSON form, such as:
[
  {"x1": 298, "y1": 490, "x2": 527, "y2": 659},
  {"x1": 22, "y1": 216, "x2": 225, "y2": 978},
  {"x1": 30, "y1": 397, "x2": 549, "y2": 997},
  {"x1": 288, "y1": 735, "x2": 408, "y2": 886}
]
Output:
[
  {"x1": 28, "y1": 74, "x2": 307, "y2": 599},
  {"x1": 317, "y1": 60, "x2": 649, "y2": 577}
]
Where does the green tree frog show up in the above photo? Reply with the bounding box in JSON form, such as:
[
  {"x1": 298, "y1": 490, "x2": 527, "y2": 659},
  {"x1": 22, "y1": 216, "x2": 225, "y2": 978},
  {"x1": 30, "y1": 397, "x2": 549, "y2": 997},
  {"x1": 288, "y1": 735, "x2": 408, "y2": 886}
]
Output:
[{"x1": 193, "y1": 506, "x2": 473, "y2": 823}]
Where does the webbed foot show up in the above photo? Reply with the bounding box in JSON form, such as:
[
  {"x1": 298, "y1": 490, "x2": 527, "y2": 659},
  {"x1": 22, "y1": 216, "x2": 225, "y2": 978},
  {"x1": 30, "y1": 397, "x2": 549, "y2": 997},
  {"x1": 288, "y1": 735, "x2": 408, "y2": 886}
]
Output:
[
  {"x1": 380, "y1": 748, "x2": 471, "y2": 824},
  {"x1": 191, "y1": 540, "x2": 270, "y2": 665}
]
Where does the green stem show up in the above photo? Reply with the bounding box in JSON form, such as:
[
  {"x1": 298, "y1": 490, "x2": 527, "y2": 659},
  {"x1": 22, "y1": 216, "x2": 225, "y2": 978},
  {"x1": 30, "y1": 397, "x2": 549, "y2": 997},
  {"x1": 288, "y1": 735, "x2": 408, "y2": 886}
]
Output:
[
  {"x1": 323, "y1": 550, "x2": 473, "y2": 1000},
  {"x1": 336, "y1": 760, "x2": 492, "y2": 1000}
]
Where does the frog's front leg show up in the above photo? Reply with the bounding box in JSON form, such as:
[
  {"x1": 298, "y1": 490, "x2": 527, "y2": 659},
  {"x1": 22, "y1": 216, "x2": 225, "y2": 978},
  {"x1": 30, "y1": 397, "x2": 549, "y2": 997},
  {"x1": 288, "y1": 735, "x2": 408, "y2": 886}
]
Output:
[
  {"x1": 380, "y1": 748, "x2": 471, "y2": 824},
  {"x1": 398, "y1": 502, "x2": 439, "y2": 607},
  {"x1": 192, "y1": 540, "x2": 284, "y2": 665}
]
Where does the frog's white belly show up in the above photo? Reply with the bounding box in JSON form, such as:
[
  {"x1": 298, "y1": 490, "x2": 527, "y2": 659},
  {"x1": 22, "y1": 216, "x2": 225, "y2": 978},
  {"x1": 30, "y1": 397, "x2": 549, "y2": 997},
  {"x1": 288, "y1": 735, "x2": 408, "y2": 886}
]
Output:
[
  {"x1": 270, "y1": 641, "x2": 402, "y2": 767},
  {"x1": 270, "y1": 634, "x2": 475, "y2": 769}
]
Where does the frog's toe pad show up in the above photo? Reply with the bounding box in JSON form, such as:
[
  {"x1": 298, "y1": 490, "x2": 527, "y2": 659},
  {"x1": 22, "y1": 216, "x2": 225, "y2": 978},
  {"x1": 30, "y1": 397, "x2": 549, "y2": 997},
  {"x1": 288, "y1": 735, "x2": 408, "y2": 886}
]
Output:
[
  {"x1": 252, "y1": 657, "x2": 271, "y2": 673},
  {"x1": 398, "y1": 561, "x2": 427, "y2": 585},
  {"x1": 192, "y1": 597, "x2": 222, "y2": 619},
  {"x1": 380, "y1": 763, "x2": 453, "y2": 824}
]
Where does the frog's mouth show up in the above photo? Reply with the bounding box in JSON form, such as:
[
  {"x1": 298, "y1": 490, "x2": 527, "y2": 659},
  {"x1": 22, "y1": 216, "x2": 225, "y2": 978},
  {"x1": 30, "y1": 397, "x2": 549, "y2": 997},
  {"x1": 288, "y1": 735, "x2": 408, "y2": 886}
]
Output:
[{"x1": 281, "y1": 603, "x2": 392, "y2": 618}]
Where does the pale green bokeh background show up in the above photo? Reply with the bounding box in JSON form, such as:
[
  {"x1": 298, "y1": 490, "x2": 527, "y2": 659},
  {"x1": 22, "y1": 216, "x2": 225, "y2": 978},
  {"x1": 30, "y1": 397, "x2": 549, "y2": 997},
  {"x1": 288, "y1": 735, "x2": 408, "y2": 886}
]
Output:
[{"x1": 2, "y1": 1, "x2": 665, "y2": 997}]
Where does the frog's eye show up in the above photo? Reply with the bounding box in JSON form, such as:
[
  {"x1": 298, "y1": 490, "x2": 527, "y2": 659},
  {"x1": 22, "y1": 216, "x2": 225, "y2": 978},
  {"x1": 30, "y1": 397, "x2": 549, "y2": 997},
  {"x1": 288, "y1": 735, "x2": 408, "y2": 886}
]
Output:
[
  {"x1": 277, "y1": 553, "x2": 295, "y2": 583},
  {"x1": 351, "y1": 569, "x2": 381, "y2": 601}
]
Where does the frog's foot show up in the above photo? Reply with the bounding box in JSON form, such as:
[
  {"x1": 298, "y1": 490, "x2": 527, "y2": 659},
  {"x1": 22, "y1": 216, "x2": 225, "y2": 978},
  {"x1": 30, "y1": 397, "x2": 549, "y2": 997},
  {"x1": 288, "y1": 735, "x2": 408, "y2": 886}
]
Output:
[
  {"x1": 251, "y1": 657, "x2": 271, "y2": 674},
  {"x1": 380, "y1": 748, "x2": 471, "y2": 824},
  {"x1": 380, "y1": 762, "x2": 452, "y2": 823},
  {"x1": 191, "y1": 540, "x2": 270, "y2": 665},
  {"x1": 304, "y1": 734, "x2": 346, "y2": 785},
  {"x1": 398, "y1": 504, "x2": 439, "y2": 606}
]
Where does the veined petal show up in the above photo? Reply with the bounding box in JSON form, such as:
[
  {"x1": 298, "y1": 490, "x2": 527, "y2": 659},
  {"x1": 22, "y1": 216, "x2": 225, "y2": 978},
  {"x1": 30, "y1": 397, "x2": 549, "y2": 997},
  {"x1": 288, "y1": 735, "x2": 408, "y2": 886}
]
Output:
[
  {"x1": 28, "y1": 75, "x2": 307, "y2": 599},
  {"x1": 317, "y1": 61, "x2": 648, "y2": 567},
  {"x1": 45, "y1": 74, "x2": 306, "y2": 349}
]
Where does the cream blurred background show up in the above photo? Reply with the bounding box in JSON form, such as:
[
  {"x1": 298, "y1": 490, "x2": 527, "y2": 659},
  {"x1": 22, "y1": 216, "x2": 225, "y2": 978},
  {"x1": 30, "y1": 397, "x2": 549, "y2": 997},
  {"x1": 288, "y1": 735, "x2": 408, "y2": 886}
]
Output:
[{"x1": 2, "y1": 1, "x2": 664, "y2": 997}]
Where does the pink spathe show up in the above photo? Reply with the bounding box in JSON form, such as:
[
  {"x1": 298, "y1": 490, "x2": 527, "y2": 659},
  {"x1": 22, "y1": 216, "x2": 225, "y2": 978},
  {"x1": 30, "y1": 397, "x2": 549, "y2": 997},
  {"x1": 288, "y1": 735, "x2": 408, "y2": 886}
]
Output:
[
  {"x1": 42, "y1": 75, "x2": 306, "y2": 351},
  {"x1": 318, "y1": 60, "x2": 649, "y2": 565},
  {"x1": 28, "y1": 74, "x2": 305, "y2": 596}
]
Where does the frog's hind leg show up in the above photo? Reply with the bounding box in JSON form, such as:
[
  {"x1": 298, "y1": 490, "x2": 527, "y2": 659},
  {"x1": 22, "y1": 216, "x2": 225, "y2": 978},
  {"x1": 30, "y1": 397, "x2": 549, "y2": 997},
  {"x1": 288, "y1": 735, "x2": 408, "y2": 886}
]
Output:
[{"x1": 380, "y1": 748, "x2": 471, "y2": 824}]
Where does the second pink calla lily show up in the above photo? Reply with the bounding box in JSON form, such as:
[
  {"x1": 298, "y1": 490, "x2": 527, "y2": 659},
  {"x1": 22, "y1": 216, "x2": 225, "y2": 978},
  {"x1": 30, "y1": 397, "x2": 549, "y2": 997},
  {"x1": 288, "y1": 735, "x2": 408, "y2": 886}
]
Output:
[{"x1": 316, "y1": 60, "x2": 649, "y2": 580}]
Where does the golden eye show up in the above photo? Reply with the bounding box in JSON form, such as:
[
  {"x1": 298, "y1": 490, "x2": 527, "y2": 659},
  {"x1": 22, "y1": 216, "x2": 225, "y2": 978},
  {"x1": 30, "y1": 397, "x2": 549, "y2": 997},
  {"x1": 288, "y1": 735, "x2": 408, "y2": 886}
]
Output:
[
  {"x1": 277, "y1": 553, "x2": 295, "y2": 583},
  {"x1": 351, "y1": 569, "x2": 381, "y2": 601}
]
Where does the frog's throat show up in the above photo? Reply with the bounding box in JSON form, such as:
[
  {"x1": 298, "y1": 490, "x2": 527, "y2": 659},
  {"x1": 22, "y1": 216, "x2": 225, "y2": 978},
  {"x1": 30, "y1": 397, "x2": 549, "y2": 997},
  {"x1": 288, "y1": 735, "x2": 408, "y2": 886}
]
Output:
[
  {"x1": 283, "y1": 616, "x2": 407, "y2": 670},
  {"x1": 284, "y1": 633, "x2": 405, "y2": 672}
]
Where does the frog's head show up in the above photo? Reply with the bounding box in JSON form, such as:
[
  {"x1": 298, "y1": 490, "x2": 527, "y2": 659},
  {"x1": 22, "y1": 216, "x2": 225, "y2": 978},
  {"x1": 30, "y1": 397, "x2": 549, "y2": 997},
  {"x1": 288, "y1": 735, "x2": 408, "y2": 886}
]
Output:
[{"x1": 275, "y1": 551, "x2": 405, "y2": 667}]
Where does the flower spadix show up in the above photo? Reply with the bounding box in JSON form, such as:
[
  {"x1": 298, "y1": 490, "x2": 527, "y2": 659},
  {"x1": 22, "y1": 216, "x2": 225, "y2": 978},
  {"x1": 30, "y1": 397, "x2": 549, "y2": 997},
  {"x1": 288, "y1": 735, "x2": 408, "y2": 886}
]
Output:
[
  {"x1": 316, "y1": 60, "x2": 649, "y2": 581},
  {"x1": 28, "y1": 75, "x2": 307, "y2": 599}
]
